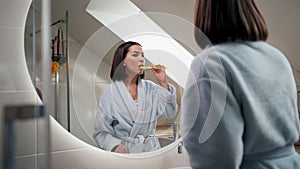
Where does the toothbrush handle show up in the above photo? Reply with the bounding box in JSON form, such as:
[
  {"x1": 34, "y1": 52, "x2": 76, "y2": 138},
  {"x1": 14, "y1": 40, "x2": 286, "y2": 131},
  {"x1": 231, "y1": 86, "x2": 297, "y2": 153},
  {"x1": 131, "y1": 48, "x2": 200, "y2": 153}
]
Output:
[{"x1": 140, "y1": 66, "x2": 167, "y2": 70}]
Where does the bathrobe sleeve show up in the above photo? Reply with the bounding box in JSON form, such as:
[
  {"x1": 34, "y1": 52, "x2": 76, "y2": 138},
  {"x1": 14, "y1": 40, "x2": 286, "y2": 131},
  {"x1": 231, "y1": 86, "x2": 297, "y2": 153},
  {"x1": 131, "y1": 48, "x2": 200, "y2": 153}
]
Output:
[
  {"x1": 144, "y1": 80, "x2": 177, "y2": 119},
  {"x1": 93, "y1": 85, "x2": 123, "y2": 151},
  {"x1": 181, "y1": 50, "x2": 244, "y2": 169},
  {"x1": 158, "y1": 83, "x2": 178, "y2": 119}
]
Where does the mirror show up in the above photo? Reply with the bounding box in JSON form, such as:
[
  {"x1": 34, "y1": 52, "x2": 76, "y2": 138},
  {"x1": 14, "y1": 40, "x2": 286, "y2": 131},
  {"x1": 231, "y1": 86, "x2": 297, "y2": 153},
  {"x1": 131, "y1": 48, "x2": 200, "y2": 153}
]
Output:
[
  {"x1": 24, "y1": 0, "x2": 70, "y2": 129},
  {"x1": 23, "y1": 0, "x2": 300, "y2": 157},
  {"x1": 24, "y1": 0, "x2": 202, "y2": 153}
]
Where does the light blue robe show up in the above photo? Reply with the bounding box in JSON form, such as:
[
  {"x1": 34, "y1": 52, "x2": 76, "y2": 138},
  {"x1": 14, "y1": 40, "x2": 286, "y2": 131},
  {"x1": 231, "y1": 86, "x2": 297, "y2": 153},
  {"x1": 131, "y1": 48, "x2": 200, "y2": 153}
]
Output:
[
  {"x1": 93, "y1": 79, "x2": 177, "y2": 153},
  {"x1": 181, "y1": 41, "x2": 300, "y2": 169}
]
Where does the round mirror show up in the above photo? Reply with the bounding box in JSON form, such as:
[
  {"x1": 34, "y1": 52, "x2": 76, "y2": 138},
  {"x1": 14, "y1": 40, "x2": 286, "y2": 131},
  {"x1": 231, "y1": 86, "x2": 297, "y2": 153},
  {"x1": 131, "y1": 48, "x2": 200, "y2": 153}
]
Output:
[{"x1": 24, "y1": 0, "x2": 203, "y2": 154}]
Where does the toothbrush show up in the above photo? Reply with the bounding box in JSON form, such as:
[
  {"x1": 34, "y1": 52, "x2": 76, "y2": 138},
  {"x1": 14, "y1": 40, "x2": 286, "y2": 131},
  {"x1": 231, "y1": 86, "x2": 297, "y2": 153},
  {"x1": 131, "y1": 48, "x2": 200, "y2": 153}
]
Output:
[{"x1": 139, "y1": 65, "x2": 167, "y2": 70}]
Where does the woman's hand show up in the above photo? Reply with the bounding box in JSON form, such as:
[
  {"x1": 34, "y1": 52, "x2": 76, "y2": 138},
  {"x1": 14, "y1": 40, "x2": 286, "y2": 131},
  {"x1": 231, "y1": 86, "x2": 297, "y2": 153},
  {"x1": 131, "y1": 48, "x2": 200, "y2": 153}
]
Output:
[
  {"x1": 151, "y1": 65, "x2": 169, "y2": 90},
  {"x1": 113, "y1": 144, "x2": 130, "y2": 153}
]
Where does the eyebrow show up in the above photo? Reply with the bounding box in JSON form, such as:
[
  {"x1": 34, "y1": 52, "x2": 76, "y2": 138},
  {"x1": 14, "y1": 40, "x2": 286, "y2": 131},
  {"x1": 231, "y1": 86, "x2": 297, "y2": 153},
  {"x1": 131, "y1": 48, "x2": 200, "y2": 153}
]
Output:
[{"x1": 132, "y1": 51, "x2": 144, "y2": 55}]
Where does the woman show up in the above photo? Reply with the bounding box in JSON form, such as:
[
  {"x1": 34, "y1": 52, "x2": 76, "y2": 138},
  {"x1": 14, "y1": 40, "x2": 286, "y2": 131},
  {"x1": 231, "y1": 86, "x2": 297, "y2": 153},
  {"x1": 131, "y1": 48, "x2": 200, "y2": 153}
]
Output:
[
  {"x1": 93, "y1": 41, "x2": 177, "y2": 153},
  {"x1": 181, "y1": 0, "x2": 300, "y2": 168}
]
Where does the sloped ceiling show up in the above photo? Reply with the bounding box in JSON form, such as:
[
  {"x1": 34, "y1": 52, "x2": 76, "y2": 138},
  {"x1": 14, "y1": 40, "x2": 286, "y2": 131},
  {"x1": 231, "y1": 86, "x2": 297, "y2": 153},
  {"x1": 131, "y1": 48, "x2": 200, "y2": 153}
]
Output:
[
  {"x1": 51, "y1": 0, "x2": 195, "y2": 45},
  {"x1": 50, "y1": 0, "x2": 300, "y2": 87},
  {"x1": 51, "y1": 0, "x2": 103, "y2": 44},
  {"x1": 131, "y1": 0, "x2": 195, "y2": 23}
]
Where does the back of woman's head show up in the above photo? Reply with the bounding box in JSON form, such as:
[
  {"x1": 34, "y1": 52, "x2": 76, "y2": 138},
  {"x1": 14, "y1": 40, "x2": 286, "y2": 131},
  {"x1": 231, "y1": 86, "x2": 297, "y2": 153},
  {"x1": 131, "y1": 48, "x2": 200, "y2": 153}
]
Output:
[{"x1": 195, "y1": 0, "x2": 268, "y2": 46}]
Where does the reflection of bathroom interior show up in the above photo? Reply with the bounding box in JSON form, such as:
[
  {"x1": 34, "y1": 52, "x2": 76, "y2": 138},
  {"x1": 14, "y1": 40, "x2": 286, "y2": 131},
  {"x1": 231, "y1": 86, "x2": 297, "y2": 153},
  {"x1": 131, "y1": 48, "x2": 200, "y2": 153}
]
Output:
[{"x1": 1, "y1": 0, "x2": 300, "y2": 169}]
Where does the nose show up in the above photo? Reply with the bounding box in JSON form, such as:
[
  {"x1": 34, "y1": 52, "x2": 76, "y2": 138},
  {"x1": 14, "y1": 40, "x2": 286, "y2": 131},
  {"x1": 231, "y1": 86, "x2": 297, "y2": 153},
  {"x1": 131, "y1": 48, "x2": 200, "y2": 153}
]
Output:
[{"x1": 139, "y1": 56, "x2": 145, "y2": 62}]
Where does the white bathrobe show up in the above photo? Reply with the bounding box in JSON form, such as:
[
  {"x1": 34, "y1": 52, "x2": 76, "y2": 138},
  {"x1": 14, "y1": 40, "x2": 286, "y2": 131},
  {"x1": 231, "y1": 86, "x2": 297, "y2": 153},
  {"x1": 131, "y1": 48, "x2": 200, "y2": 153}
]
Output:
[
  {"x1": 181, "y1": 41, "x2": 300, "y2": 169},
  {"x1": 93, "y1": 79, "x2": 177, "y2": 153}
]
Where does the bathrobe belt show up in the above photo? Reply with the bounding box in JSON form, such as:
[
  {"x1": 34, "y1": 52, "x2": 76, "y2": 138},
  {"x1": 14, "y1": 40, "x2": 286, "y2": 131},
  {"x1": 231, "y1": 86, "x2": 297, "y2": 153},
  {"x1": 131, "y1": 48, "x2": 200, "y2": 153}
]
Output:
[
  {"x1": 120, "y1": 135, "x2": 146, "y2": 144},
  {"x1": 120, "y1": 135, "x2": 157, "y2": 144},
  {"x1": 243, "y1": 145, "x2": 295, "y2": 161}
]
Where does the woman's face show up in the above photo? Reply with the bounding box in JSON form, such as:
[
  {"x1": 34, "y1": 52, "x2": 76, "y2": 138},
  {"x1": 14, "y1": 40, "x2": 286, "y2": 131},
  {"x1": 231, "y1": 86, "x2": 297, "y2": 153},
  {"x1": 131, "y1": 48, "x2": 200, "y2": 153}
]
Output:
[{"x1": 123, "y1": 45, "x2": 145, "y2": 77}]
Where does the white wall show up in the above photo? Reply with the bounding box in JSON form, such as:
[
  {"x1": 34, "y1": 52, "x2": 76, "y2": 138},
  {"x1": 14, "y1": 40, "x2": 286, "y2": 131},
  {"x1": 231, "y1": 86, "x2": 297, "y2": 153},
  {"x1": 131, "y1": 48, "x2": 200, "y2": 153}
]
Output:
[{"x1": 0, "y1": 0, "x2": 43, "y2": 168}]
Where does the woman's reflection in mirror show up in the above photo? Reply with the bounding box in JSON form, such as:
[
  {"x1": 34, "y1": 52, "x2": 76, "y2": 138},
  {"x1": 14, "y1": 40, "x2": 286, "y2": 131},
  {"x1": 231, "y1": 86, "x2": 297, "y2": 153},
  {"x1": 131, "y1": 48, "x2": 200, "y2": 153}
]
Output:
[{"x1": 93, "y1": 41, "x2": 177, "y2": 153}]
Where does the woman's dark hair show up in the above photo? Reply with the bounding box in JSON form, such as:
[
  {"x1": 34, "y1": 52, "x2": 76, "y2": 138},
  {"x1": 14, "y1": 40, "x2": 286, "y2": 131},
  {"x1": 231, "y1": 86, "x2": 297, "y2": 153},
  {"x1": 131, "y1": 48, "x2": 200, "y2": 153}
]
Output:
[
  {"x1": 195, "y1": 0, "x2": 268, "y2": 46},
  {"x1": 110, "y1": 41, "x2": 145, "y2": 81}
]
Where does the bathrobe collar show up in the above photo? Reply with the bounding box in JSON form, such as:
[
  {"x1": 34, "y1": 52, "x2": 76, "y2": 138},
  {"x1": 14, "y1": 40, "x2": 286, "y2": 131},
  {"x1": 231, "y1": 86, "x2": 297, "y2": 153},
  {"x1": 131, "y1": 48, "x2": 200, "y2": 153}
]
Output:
[{"x1": 113, "y1": 78, "x2": 147, "y2": 137}]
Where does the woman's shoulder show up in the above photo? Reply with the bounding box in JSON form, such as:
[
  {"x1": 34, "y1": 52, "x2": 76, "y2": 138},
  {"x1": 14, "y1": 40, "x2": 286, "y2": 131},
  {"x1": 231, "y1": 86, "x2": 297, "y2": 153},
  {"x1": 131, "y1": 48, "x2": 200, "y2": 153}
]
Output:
[
  {"x1": 101, "y1": 83, "x2": 113, "y2": 92},
  {"x1": 98, "y1": 83, "x2": 115, "y2": 100},
  {"x1": 97, "y1": 83, "x2": 115, "y2": 105},
  {"x1": 196, "y1": 41, "x2": 281, "y2": 62}
]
